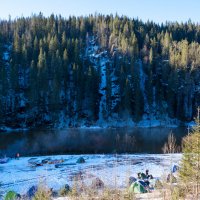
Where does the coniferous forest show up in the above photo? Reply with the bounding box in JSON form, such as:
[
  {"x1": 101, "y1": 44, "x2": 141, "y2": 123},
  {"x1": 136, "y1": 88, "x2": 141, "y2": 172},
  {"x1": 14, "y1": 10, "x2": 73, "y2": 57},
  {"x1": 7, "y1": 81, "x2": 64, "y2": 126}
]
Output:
[{"x1": 0, "y1": 14, "x2": 200, "y2": 128}]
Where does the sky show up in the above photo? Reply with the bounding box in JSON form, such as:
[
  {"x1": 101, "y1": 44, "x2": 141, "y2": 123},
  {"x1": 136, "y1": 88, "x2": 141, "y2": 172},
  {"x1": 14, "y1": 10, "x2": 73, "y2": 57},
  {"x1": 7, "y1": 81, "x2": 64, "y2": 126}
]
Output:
[{"x1": 0, "y1": 0, "x2": 199, "y2": 24}]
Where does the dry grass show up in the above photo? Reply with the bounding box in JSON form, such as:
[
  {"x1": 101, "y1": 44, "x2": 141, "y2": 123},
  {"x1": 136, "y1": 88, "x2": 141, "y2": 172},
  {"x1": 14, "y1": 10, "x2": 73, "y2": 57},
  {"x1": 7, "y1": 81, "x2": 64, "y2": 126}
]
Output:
[
  {"x1": 66, "y1": 187, "x2": 135, "y2": 200},
  {"x1": 30, "y1": 175, "x2": 199, "y2": 200}
]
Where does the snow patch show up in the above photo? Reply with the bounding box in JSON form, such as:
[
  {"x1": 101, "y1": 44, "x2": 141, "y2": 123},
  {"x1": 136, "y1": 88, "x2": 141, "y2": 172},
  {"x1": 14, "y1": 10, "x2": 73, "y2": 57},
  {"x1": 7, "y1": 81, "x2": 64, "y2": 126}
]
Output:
[{"x1": 0, "y1": 154, "x2": 182, "y2": 196}]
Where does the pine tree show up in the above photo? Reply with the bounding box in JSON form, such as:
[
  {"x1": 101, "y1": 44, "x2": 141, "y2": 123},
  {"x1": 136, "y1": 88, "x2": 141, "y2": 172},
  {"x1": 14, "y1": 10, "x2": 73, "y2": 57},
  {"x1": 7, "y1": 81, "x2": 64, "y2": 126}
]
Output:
[
  {"x1": 149, "y1": 47, "x2": 153, "y2": 64},
  {"x1": 179, "y1": 108, "x2": 200, "y2": 198},
  {"x1": 61, "y1": 31, "x2": 67, "y2": 48},
  {"x1": 180, "y1": 40, "x2": 189, "y2": 68}
]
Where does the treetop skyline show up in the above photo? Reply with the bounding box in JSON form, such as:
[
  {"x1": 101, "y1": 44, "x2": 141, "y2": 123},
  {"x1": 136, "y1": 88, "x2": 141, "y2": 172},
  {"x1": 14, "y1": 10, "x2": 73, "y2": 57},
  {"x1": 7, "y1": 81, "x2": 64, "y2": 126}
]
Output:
[{"x1": 0, "y1": 0, "x2": 200, "y2": 24}]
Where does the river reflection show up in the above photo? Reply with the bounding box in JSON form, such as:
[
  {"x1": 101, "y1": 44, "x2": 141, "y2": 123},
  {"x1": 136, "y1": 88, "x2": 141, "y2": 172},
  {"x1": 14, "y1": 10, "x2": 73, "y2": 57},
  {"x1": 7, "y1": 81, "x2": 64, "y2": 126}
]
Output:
[{"x1": 0, "y1": 127, "x2": 188, "y2": 156}]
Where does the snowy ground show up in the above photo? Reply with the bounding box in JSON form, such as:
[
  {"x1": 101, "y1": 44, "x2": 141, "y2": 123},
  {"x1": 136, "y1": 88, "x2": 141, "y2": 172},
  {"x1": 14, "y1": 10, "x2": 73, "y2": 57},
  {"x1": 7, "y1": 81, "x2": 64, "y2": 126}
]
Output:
[{"x1": 0, "y1": 154, "x2": 182, "y2": 197}]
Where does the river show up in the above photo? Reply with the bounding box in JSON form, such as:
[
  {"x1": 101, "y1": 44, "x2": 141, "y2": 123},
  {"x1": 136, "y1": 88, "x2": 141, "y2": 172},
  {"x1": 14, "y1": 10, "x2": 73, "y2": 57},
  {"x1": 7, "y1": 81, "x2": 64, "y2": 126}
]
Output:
[{"x1": 0, "y1": 127, "x2": 188, "y2": 156}]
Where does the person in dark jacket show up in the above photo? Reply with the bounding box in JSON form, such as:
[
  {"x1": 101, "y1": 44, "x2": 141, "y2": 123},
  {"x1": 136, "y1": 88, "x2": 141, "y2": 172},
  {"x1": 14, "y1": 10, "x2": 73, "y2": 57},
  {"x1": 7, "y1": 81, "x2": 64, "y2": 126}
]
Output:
[
  {"x1": 146, "y1": 169, "x2": 153, "y2": 179},
  {"x1": 15, "y1": 153, "x2": 20, "y2": 159}
]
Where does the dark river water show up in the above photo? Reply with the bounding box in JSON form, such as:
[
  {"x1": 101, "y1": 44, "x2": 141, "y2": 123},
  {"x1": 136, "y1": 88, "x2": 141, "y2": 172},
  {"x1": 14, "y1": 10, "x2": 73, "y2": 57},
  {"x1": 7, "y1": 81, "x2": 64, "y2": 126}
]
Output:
[{"x1": 0, "y1": 127, "x2": 188, "y2": 156}]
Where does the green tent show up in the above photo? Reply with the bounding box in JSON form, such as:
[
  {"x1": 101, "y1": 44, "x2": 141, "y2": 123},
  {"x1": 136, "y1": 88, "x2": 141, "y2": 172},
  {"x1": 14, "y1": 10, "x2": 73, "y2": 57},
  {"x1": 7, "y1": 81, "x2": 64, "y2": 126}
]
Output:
[
  {"x1": 5, "y1": 191, "x2": 19, "y2": 200},
  {"x1": 129, "y1": 182, "x2": 147, "y2": 194}
]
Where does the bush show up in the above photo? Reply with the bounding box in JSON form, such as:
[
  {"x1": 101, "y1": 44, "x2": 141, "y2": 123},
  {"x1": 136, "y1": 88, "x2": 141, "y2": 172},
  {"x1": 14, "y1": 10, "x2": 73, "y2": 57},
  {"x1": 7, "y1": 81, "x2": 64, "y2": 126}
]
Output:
[
  {"x1": 33, "y1": 186, "x2": 51, "y2": 200},
  {"x1": 91, "y1": 178, "x2": 104, "y2": 189},
  {"x1": 154, "y1": 179, "x2": 163, "y2": 189},
  {"x1": 172, "y1": 186, "x2": 186, "y2": 200},
  {"x1": 59, "y1": 184, "x2": 71, "y2": 196}
]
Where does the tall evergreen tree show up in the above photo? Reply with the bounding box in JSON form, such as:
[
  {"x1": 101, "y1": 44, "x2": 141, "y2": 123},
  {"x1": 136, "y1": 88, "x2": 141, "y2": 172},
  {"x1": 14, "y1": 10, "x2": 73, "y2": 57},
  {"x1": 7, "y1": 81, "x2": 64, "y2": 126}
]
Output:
[{"x1": 179, "y1": 108, "x2": 200, "y2": 198}]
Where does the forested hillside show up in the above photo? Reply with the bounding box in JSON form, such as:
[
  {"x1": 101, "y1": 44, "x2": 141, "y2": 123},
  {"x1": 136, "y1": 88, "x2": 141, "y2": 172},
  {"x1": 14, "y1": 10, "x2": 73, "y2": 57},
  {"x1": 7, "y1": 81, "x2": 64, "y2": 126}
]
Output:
[{"x1": 0, "y1": 14, "x2": 200, "y2": 128}]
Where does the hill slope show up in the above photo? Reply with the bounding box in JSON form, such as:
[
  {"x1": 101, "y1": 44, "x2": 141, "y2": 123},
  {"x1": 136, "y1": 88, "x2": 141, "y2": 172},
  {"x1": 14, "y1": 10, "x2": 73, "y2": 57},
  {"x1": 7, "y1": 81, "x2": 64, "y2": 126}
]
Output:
[{"x1": 0, "y1": 14, "x2": 200, "y2": 128}]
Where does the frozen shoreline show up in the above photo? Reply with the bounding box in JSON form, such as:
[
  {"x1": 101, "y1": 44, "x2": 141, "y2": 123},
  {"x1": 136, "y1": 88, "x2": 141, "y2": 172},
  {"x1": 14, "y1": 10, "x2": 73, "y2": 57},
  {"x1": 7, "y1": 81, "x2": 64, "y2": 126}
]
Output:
[{"x1": 0, "y1": 154, "x2": 182, "y2": 196}]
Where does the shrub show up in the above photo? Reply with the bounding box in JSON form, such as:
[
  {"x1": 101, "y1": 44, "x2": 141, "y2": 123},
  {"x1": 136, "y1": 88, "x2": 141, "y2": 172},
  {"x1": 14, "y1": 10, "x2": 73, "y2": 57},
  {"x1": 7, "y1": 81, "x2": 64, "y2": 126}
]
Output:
[{"x1": 33, "y1": 186, "x2": 51, "y2": 200}]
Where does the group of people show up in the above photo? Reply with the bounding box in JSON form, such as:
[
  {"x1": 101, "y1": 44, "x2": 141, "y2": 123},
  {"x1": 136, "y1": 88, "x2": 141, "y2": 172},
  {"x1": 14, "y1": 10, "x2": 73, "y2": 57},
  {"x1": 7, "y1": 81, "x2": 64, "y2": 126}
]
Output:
[
  {"x1": 137, "y1": 170, "x2": 154, "y2": 190},
  {"x1": 138, "y1": 170, "x2": 153, "y2": 180}
]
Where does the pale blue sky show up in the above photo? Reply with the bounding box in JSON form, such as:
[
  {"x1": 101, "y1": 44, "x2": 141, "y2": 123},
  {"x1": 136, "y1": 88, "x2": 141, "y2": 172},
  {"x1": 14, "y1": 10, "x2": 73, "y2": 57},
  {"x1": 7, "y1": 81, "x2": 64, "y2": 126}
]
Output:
[{"x1": 0, "y1": 0, "x2": 199, "y2": 23}]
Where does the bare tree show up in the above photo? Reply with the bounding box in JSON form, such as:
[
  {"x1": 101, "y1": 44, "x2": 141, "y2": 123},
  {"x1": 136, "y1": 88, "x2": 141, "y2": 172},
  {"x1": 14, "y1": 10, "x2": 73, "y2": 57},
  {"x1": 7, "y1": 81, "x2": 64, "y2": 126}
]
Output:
[
  {"x1": 162, "y1": 131, "x2": 178, "y2": 154},
  {"x1": 162, "y1": 131, "x2": 178, "y2": 198}
]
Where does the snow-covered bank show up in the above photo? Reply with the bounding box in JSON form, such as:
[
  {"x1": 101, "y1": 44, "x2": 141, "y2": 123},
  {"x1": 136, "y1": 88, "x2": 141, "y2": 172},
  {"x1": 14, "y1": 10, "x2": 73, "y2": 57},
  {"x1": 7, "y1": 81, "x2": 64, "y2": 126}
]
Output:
[
  {"x1": 56, "y1": 117, "x2": 195, "y2": 129},
  {"x1": 0, "y1": 154, "x2": 182, "y2": 196}
]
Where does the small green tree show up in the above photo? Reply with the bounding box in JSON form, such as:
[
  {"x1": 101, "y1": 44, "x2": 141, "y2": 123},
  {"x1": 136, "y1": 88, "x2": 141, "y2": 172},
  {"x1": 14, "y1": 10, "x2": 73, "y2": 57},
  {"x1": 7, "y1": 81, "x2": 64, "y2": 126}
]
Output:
[{"x1": 179, "y1": 108, "x2": 200, "y2": 199}]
